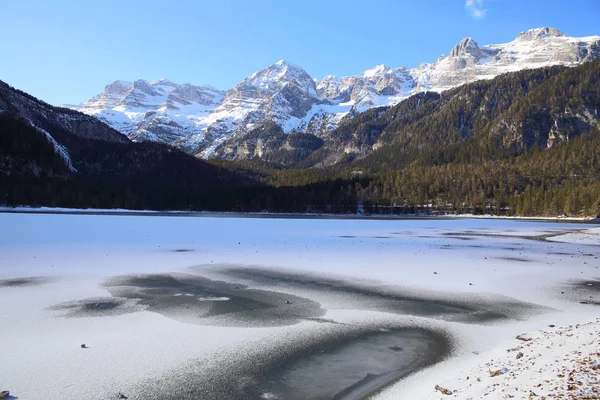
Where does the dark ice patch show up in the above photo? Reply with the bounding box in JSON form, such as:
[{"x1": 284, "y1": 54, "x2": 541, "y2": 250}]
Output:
[
  {"x1": 243, "y1": 328, "x2": 448, "y2": 400},
  {"x1": 47, "y1": 296, "x2": 144, "y2": 317},
  {"x1": 338, "y1": 235, "x2": 391, "y2": 239},
  {"x1": 439, "y1": 244, "x2": 486, "y2": 250},
  {"x1": 441, "y1": 229, "x2": 585, "y2": 243},
  {"x1": 579, "y1": 300, "x2": 600, "y2": 305},
  {"x1": 103, "y1": 273, "x2": 325, "y2": 327},
  {"x1": 443, "y1": 236, "x2": 476, "y2": 241},
  {"x1": 207, "y1": 266, "x2": 547, "y2": 323},
  {"x1": 495, "y1": 256, "x2": 533, "y2": 263},
  {"x1": 130, "y1": 324, "x2": 451, "y2": 400},
  {"x1": 561, "y1": 278, "x2": 600, "y2": 306},
  {"x1": 0, "y1": 276, "x2": 53, "y2": 288}
]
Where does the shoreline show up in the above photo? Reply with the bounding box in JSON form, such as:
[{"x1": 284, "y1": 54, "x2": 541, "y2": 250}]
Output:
[
  {"x1": 1, "y1": 206, "x2": 598, "y2": 223},
  {"x1": 375, "y1": 316, "x2": 600, "y2": 399}
]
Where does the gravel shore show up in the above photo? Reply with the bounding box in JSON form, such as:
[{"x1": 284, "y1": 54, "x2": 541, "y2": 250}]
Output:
[{"x1": 424, "y1": 318, "x2": 600, "y2": 399}]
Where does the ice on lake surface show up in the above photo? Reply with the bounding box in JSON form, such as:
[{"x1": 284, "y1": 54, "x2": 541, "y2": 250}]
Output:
[{"x1": 0, "y1": 213, "x2": 598, "y2": 399}]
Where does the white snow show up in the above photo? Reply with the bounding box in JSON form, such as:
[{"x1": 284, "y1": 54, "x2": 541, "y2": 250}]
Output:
[
  {"x1": 0, "y1": 213, "x2": 599, "y2": 399},
  {"x1": 362, "y1": 64, "x2": 390, "y2": 78},
  {"x1": 547, "y1": 227, "x2": 600, "y2": 245},
  {"x1": 70, "y1": 78, "x2": 226, "y2": 144}
]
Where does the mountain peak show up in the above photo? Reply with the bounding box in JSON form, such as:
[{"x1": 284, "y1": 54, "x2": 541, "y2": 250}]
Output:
[
  {"x1": 104, "y1": 80, "x2": 132, "y2": 93},
  {"x1": 244, "y1": 60, "x2": 313, "y2": 91},
  {"x1": 150, "y1": 78, "x2": 176, "y2": 86},
  {"x1": 80, "y1": 80, "x2": 132, "y2": 109},
  {"x1": 362, "y1": 64, "x2": 392, "y2": 78},
  {"x1": 252, "y1": 60, "x2": 305, "y2": 75},
  {"x1": 516, "y1": 27, "x2": 565, "y2": 40},
  {"x1": 449, "y1": 37, "x2": 481, "y2": 57},
  {"x1": 274, "y1": 59, "x2": 301, "y2": 68}
]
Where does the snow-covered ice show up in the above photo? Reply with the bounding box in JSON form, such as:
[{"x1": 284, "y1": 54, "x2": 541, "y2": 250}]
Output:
[{"x1": 0, "y1": 213, "x2": 598, "y2": 399}]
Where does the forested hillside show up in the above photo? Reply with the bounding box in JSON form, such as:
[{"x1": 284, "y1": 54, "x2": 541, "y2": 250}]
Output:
[
  {"x1": 357, "y1": 125, "x2": 600, "y2": 216},
  {"x1": 216, "y1": 60, "x2": 600, "y2": 217},
  {"x1": 0, "y1": 80, "x2": 258, "y2": 210},
  {"x1": 1, "y1": 60, "x2": 599, "y2": 216}
]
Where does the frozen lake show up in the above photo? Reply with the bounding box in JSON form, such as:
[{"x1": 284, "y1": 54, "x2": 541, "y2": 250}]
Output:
[{"x1": 0, "y1": 213, "x2": 598, "y2": 399}]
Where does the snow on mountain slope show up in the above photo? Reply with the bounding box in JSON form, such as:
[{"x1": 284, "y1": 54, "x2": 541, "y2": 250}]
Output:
[
  {"x1": 409, "y1": 27, "x2": 600, "y2": 94},
  {"x1": 316, "y1": 65, "x2": 415, "y2": 112},
  {"x1": 195, "y1": 60, "x2": 331, "y2": 157},
  {"x1": 72, "y1": 78, "x2": 225, "y2": 148},
  {"x1": 68, "y1": 27, "x2": 600, "y2": 158}
]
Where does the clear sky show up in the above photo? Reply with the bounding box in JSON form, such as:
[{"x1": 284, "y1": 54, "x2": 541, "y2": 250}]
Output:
[{"x1": 1, "y1": 0, "x2": 599, "y2": 105}]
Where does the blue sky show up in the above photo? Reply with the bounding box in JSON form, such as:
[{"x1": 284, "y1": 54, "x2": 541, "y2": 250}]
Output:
[{"x1": 1, "y1": 0, "x2": 599, "y2": 105}]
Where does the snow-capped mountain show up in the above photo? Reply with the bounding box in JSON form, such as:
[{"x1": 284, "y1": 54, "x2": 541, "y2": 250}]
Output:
[
  {"x1": 316, "y1": 65, "x2": 415, "y2": 111},
  {"x1": 71, "y1": 78, "x2": 225, "y2": 149},
  {"x1": 195, "y1": 60, "x2": 335, "y2": 157},
  {"x1": 69, "y1": 27, "x2": 600, "y2": 159},
  {"x1": 408, "y1": 27, "x2": 599, "y2": 94}
]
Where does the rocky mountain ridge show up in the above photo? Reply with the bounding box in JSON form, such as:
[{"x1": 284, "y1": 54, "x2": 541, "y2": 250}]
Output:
[{"x1": 68, "y1": 27, "x2": 600, "y2": 160}]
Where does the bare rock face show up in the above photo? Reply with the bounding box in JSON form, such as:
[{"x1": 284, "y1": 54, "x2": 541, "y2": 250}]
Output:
[
  {"x1": 447, "y1": 38, "x2": 499, "y2": 70},
  {"x1": 515, "y1": 27, "x2": 565, "y2": 41},
  {"x1": 491, "y1": 104, "x2": 600, "y2": 150},
  {"x1": 85, "y1": 80, "x2": 132, "y2": 109},
  {"x1": 66, "y1": 27, "x2": 600, "y2": 160}
]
